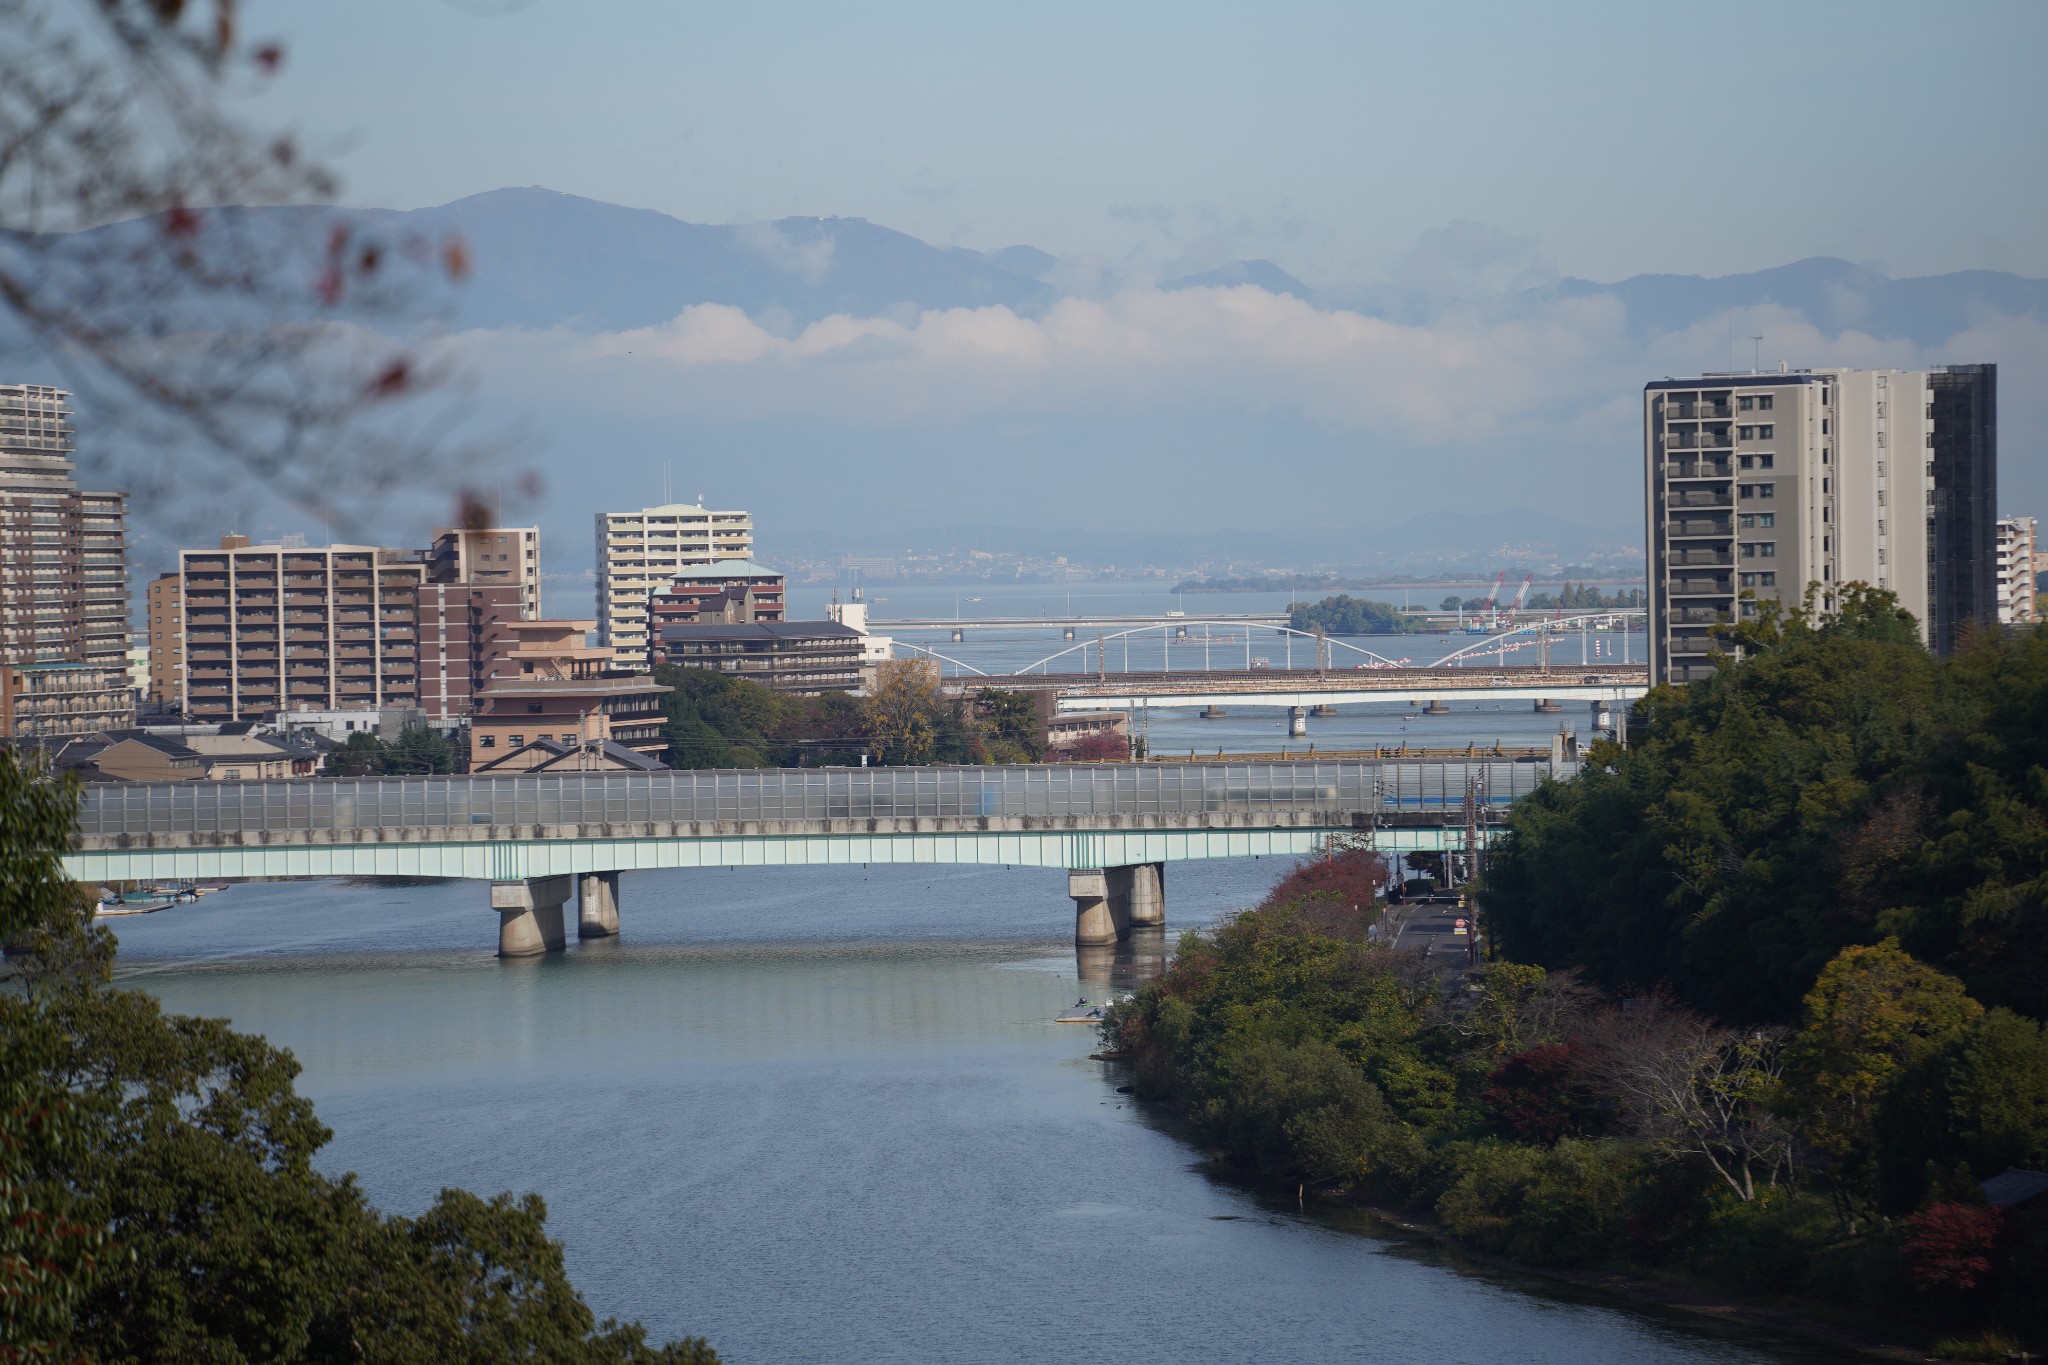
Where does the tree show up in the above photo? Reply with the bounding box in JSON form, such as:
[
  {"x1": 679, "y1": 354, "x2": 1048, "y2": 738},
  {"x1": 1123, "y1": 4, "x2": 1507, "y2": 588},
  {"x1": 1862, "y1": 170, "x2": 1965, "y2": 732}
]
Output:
[
  {"x1": 1574, "y1": 1000, "x2": 1795, "y2": 1201},
  {"x1": 1440, "y1": 595, "x2": 1462, "y2": 611},
  {"x1": 0, "y1": 749, "x2": 720, "y2": 1361},
  {"x1": 1783, "y1": 941, "x2": 1981, "y2": 1213},
  {"x1": 865, "y1": 658, "x2": 948, "y2": 766},
  {"x1": 1, "y1": 0, "x2": 489, "y2": 536},
  {"x1": 1059, "y1": 730, "x2": 1128, "y2": 762},
  {"x1": 972, "y1": 687, "x2": 1044, "y2": 764}
]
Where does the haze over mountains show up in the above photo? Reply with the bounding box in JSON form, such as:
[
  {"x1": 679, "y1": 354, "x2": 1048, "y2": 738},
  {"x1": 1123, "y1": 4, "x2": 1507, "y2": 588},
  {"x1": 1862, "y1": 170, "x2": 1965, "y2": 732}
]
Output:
[
  {"x1": 32, "y1": 188, "x2": 2048, "y2": 583},
  {"x1": 379, "y1": 188, "x2": 2048, "y2": 349}
]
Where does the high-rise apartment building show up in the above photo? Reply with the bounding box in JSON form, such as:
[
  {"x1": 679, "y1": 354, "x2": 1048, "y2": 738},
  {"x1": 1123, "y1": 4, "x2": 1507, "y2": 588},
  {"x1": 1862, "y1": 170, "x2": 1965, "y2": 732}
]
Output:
[
  {"x1": 594, "y1": 501, "x2": 754, "y2": 669},
  {"x1": 1644, "y1": 364, "x2": 1997, "y2": 684},
  {"x1": 145, "y1": 571, "x2": 184, "y2": 703},
  {"x1": 173, "y1": 535, "x2": 425, "y2": 723},
  {"x1": 428, "y1": 525, "x2": 542, "y2": 617},
  {"x1": 1997, "y1": 516, "x2": 2038, "y2": 625},
  {"x1": 0, "y1": 383, "x2": 132, "y2": 736}
]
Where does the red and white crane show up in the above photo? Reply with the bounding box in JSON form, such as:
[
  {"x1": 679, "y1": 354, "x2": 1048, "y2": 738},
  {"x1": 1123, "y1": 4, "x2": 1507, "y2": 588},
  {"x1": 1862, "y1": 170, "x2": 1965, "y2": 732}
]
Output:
[
  {"x1": 1501, "y1": 573, "x2": 1534, "y2": 626},
  {"x1": 1476, "y1": 570, "x2": 1506, "y2": 628}
]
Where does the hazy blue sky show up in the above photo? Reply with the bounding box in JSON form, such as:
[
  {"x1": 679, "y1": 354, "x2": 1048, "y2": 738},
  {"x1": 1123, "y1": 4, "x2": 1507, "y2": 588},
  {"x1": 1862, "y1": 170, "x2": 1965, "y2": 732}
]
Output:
[{"x1": 262, "y1": 0, "x2": 2048, "y2": 284}]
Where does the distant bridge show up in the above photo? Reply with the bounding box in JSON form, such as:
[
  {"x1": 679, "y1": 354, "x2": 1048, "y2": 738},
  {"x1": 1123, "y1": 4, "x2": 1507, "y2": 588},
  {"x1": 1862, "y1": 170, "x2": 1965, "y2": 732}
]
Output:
[
  {"x1": 943, "y1": 663, "x2": 1649, "y2": 713},
  {"x1": 65, "y1": 759, "x2": 1563, "y2": 957},
  {"x1": 873, "y1": 611, "x2": 1290, "y2": 639}
]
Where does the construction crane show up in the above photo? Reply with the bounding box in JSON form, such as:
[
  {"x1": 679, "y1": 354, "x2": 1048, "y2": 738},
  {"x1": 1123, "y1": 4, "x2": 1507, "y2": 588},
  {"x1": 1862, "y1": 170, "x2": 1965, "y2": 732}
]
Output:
[
  {"x1": 1464, "y1": 570, "x2": 1508, "y2": 634},
  {"x1": 1501, "y1": 573, "x2": 1534, "y2": 626}
]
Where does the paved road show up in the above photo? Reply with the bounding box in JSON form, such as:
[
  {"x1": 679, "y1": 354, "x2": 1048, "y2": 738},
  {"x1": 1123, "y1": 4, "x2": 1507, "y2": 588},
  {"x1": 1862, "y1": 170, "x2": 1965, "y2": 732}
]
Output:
[{"x1": 1388, "y1": 897, "x2": 1482, "y2": 977}]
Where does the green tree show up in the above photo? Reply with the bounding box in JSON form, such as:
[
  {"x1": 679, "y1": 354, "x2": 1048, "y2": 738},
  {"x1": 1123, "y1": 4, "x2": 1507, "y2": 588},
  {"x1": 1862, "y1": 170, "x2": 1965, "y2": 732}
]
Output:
[
  {"x1": 1783, "y1": 941, "x2": 1981, "y2": 1215},
  {"x1": 1877, "y1": 1007, "x2": 2048, "y2": 1214},
  {"x1": 972, "y1": 687, "x2": 1045, "y2": 764},
  {"x1": 0, "y1": 749, "x2": 719, "y2": 1362}
]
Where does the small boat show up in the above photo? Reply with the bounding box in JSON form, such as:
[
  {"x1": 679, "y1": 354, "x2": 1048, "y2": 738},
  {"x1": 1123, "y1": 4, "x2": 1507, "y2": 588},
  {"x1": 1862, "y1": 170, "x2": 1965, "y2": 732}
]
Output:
[
  {"x1": 190, "y1": 883, "x2": 231, "y2": 895},
  {"x1": 95, "y1": 897, "x2": 175, "y2": 918},
  {"x1": 1056, "y1": 998, "x2": 1107, "y2": 1024}
]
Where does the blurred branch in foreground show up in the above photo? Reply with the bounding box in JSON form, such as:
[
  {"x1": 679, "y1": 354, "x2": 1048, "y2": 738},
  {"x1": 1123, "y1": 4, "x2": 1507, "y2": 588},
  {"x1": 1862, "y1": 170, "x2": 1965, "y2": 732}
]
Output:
[{"x1": 0, "y1": 0, "x2": 503, "y2": 537}]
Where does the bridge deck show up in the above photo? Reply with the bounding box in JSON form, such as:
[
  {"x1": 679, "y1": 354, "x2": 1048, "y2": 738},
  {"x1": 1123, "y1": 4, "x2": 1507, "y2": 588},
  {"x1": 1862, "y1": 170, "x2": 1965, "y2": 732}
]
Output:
[{"x1": 64, "y1": 759, "x2": 1561, "y2": 882}]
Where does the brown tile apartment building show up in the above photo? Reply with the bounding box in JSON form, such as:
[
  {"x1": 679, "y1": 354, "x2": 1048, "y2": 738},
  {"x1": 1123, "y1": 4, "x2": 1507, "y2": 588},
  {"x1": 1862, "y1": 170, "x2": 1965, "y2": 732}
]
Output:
[{"x1": 173, "y1": 535, "x2": 426, "y2": 723}]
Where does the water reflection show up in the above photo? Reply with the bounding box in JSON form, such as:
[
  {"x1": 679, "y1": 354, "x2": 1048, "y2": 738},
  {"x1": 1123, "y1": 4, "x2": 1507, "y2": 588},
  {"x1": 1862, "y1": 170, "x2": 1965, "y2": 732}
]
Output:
[{"x1": 1074, "y1": 925, "x2": 1169, "y2": 998}]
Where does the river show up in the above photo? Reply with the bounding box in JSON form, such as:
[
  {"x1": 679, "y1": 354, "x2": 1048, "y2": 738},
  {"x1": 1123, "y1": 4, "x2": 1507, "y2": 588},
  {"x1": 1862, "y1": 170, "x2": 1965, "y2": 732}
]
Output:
[{"x1": 107, "y1": 863, "x2": 1840, "y2": 1364}]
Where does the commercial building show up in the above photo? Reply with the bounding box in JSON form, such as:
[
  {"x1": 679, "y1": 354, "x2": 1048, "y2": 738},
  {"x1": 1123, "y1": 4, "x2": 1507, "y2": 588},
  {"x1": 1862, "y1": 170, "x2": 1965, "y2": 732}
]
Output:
[
  {"x1": 594, "y1": 501, "x2": 754, "y2": 669},
  {"x1": 654, "y1": 620, "x2": 864, "y2": 694},
  {"x1": 647, "y1": 559, "x2": 786, "y2": 630},
  {"x1": 467, "y1": 617, "x2": 668, "y2": 769},
  {"x1": 427, "y1": 525, "x2": 541, "y2": 617},
  {"x1": 0, "y1": 383, "x2": 132, "y2": 736},
  {"x1": 1643, "y1": 364, "x2": 1997, "y2": 684},
  {"x1": 171, "y1": 535, "x2": 426, "y2": 723},
  {"x1": 1997, "y1": 516, "x2": 2038, "y2": 625}
]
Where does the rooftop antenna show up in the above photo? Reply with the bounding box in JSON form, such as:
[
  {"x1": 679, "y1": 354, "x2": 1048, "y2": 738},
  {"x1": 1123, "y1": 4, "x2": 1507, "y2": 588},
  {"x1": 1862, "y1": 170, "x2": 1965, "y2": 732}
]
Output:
[
  {"x1": 1750, "y1": 336, "x2": 1763, "y2": 373},
  {"x1": 662, "y1": 461, "x2": 671, "y2": 505}
]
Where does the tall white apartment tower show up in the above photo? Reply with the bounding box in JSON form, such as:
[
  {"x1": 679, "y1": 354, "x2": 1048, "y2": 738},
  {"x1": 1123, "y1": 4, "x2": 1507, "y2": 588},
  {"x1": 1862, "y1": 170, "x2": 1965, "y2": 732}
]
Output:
[
  {"x1": 1996, "y1": 516, "x2": 2037, "y2": 625},
  {"x1": 594, "y1": 501, "x2": 754, "y2": 669},
  {"x1": 1644, "y1": 364, "x2": 1997, "y2": 685}
]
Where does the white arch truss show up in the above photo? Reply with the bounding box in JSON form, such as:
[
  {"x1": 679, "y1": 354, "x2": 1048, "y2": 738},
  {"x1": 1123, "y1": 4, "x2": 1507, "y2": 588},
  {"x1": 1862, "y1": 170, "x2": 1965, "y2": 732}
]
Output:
[
  {"x1": 1009, "y1": 621, "x2": 1407, "y2": 676},
  {"x1": 1426, "y1": 612, "x2": 1647, "y2": 667}
]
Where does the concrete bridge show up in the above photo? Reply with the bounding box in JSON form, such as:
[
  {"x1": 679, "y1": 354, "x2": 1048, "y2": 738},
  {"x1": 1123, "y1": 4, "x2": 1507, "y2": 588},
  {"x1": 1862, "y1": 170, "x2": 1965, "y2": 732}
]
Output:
[{"x1": 65, "y1": 759, "x2": 1565, "y2": 958}]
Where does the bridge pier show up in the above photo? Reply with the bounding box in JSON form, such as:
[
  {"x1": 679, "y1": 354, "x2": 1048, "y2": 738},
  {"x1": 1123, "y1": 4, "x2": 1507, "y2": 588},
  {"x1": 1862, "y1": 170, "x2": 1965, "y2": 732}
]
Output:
[
  {"x1": 1533, "y1": 698, "x2": 1562, "y2": 713},
  {"x1": 1423, "y1": 700, "x2": 1449, "y2": 715},
  {"x1": 1062, "y1": 626, "x2": 1076, "y2": 641},
  {"x1": 1070, "y1": 869, "x2": 1117, "y2": 946},
  {"x1": 1310, "y1": 704, "x2": 1338, "y2": 717},
  {"x1": 578, "y1": 871, "x2": 620, "y2": 938},
  {"x1": 1288, "y1": 706, "x2": 1307, "y2": 736},
  {"x1": 491, "y1": 875, "x2": 572, "y2": 957},
  {"x1": 950, "y1": 627, "x2": 964, "y2": 642},
  {"x1": 1126, "y1": 862, "x2": 1165, "y2": 927},
  {"x1": 1071, "y1": 864, "x2": 1165, "y2": 945}
]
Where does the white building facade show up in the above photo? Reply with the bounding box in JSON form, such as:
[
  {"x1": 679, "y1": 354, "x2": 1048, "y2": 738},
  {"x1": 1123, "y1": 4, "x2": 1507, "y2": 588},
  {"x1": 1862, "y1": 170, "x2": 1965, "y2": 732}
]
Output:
[
  {"x1": 1997, "y1": 516, "x2": 2037, "y2": 625},
  {"x1": 593, "y1": 502, "x2": 754, "y2": 670}
]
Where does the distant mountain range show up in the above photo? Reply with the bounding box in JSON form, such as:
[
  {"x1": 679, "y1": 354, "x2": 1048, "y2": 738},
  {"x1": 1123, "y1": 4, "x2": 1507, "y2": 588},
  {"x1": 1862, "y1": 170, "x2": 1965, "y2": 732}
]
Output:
[{"x1": 152, "y1": 187, "x2": 2040, "y2": 345}]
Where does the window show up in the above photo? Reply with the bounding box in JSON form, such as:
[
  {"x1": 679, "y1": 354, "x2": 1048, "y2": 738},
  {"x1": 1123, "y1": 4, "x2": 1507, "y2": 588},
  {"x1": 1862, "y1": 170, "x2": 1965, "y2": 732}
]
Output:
[
  {"x1": 1926, "y1": 433, "x2": 1935, "y2": 448},
  {"x1": 1760, "y1": 483, "x2": 1775, "y2": 499},
  {"x1": 1758, "y1": 455, "x2": 1775, "y2": 469},
  {"x1": 561, "y1": 733, "x2": 577, "y2": 744},
  {"x1": 1758, "y1": 424, "x2": 1774, "y2": 439},
  {"x1": 1760, "y1": 572, "x2": 1776, "y2": 587},
  {"x1": 508, "y1": 734, "x2": 524, "y2": 746},
  {"x1": 1878, "y1": 519, "x2": 1886, "y2": 535},
  {"x1": 480, "y1": 735, "x2": 496, "y2": 748},
  {"x1": 1757, "y1": 512, "x2": 1774, "y2": 527},
  {"x1": 1822, "y1": 419, "x2": 1829, "y2": 435},
  {"x1": 1878, "y1": 549, "x2": 1887, "y2": 565},
  {"x1": 526, "y1": 702, "x2": 543, "y2": 713},
  {"x1": 1740, "y1": 571, "x2": 1758, "y2": 586},
  {"x1": 1740, "y1": 455, "x2": 1756, "y2": 470},
  {"x1": 1741, "y1": 543, "x2": 1757, "y2": 559},
  {"x1": 1757, "y1": 395, "x2": 1773, "y2": 411},
  {"x1": 1739, "y1": 396, "x2": 1755, "y2": 411},
  {"x1": 1738, "y1": 425, "x2": 1755, "y2": 440},
  {"x1": 1877, "y1": 490, "x2": 1886, "y2": 506},
  {"x1": 1739, "y1": 484, "x2": 1755, "y2": 499}
]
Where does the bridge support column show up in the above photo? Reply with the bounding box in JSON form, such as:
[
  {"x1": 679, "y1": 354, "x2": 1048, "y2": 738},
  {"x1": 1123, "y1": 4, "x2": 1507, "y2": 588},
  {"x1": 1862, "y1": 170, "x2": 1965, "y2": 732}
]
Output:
[
  {"x1": 1124, "y1": 862, "x2": 1165, "y2": 928},
  {"x1": 491, "y1": 875, "x2": 572, "y2": 957},
  {"x1": 578, "y1": 871, "x2": 620, "y2": 938},
  {"x1": 1070, "y1": 869, "x2": 1118, "y2": 946},
  {"x1": 1310, "y1": 704, "x2": 1337, "y2": 717},
  {"x1": 1288, "y1": 706, "x2": 1307, "y2": 736},
  {"x1": 1533, "y1": 698, "x2": 1562, "y2": 713},
  {"x1": 1423, "y1": 700, "x2": 1449, "y2": 715}
]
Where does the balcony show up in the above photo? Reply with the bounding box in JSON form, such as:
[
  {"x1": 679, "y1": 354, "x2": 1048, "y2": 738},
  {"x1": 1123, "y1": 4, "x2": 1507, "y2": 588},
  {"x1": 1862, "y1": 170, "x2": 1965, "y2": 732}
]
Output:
[
  {"x1": 1669, "y1": 577, "x2": 1732, "y2": 598},
  {"x1": 1672, "y1": 549, "x2": 1733, "y2": 567},
  {"x1": 1669, "y1": 490, "x2": 1732, "y2": 510},
  {"x1": 1666, "y1": 461, "x2": 1731, "y2": 479},
  {"x1": 1668, "y1": 518, "x2": 1731, "y2": 538}
]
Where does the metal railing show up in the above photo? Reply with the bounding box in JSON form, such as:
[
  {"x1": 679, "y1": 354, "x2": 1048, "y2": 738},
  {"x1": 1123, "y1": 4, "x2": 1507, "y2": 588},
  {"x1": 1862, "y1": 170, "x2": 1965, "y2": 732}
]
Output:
[{"x1": 72, "y1": 760, "x2": 1569, "y2": 838}]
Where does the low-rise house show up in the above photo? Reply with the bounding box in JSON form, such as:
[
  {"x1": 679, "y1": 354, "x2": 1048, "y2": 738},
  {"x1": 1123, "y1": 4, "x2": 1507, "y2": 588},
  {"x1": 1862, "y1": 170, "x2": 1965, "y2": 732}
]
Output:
[{"x1": 472, "y1": 735, "x2": 669, "y2": 774}]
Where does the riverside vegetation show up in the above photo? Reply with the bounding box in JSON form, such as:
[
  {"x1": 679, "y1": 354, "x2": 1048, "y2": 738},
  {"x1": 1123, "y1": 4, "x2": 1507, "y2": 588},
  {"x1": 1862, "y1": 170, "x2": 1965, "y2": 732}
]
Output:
[
  {"x1": 1105, "y1": 591, "x2": 2047, "y2": 1354},
  {"x1": 0, "y1": 749, "x2": 720, "y2": 1362}
]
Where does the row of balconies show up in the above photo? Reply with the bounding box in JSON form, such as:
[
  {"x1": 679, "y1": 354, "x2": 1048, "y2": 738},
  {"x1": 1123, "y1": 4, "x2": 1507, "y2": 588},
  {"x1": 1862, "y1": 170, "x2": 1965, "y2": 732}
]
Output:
[
  {"x1": 1663, "y1": 426, "x2": 1734, "y2": 449},
  {"x1": 1665, "y1": 461, "x2": 1732, "y2": 479},
  {"x1": 1668, "y1": 517, "x2": 1733, "y2": 538},
  {"x1": 1667, "y1": 490, "x2": 1732, "y2": 509}
]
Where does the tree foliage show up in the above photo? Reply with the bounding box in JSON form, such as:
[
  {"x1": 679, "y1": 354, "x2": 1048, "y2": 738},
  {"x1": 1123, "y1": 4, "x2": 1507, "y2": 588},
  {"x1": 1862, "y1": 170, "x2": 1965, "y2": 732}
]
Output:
[
  {"x1": 1484, "y1": 592, "x2": 2047, "y2": 1021},
  {"x1": 325, "y1": 722, "x2": 460, "y2": 776},
  {"x1": 0, "y1": 749, "x2": 719, "y2": 1361},
  {"x1": 1288, "y1": 595, "x2": 1432, "y2": 635}
]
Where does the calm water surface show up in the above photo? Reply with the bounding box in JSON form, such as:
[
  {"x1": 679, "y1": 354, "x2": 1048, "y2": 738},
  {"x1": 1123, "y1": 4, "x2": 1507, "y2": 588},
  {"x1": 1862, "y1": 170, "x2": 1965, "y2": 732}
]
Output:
[{"x1": 112, "y1": 864, "x2": 1830, "y2": 1364}]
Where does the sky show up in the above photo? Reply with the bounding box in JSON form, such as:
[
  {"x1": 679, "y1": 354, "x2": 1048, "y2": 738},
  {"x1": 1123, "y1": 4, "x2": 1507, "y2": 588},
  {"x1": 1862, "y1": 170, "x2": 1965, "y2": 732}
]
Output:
[
  {"x1": 259, "y1": 0, "x2": 2048, "y2": 285},
  {"x1": 108, "y1": 0, "x2": 2046, "y2": 571}
]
